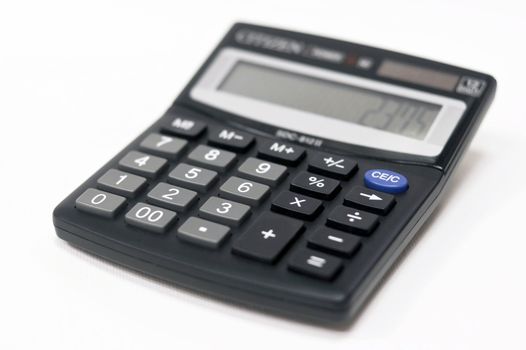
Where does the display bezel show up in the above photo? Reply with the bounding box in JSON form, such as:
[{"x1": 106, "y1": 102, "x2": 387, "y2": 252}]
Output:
[{"x1": 190, "y1": 47, "x2": 467, "y2": 157}]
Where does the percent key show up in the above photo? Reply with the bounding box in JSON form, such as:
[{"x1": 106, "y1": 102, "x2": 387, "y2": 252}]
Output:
[{"x1": 290, "y1": 171, "x2": 340, "y2": 200}]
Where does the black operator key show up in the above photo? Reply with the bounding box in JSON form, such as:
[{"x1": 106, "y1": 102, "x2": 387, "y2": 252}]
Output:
[
  {"x1": 290, "y1": 171, "x2": 340, "y2": 200},
  {"x1": 271, "y1": 191, "x2": 323, "y2": 220},
  {"x1": 232, "y1": 213, "x2": 304, "y2": 263},
  {"x1": 307, "y1": 228, "x2": 361, "y2": 258},
  {"x1": 288, "y1": 248, "x2": 343, "y2": 281},
  {"x1": 208, "y1": 127, "x2": 255, "y2": 152},
  {"x1": 308, "y1": 152, "x2": 357, "y2": 180},
  {"x1": 326, "y1": 205, "x2": 379, "y2": 236},
  {"x1": 258, "y1": 140, "x2": 305, "y2": 166},
  {"x1": 161, "y1": 115, "x2": 207, "y2": 138},
  {"x1": 344, "y1": 186, "x2": 395, "y2": 215}
]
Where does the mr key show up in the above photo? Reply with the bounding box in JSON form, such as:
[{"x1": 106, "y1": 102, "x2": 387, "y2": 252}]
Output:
[{"x1": 54, "y1": 23, "x2": 495, "y2": 325}]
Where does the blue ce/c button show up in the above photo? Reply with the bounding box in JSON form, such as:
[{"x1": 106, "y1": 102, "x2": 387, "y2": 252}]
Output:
[{"x1": 364, "y1": 169, "x2": 408, "y2": 194}]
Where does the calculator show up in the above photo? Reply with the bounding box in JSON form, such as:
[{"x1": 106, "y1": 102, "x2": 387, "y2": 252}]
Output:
[{"x1": 53, "y1": 23, "x2": 496, "y2": 325}]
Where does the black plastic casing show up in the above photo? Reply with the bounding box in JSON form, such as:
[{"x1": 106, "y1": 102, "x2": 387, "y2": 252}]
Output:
[{"x1": 53, "y1": 23, "x2": 496, "y2": 326}]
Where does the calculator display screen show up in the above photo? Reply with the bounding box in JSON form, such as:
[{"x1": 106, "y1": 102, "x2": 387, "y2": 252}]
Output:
[{"x1": 219, "y1": 61, "x2": 441, "y2": 140}]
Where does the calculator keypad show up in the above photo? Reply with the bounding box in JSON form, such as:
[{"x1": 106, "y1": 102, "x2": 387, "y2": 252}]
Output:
[
  {"x1": 97, "y1": 169, "x2": 146, "y2": 198},
  {"x1": 119, "y1": 151, "x2": 167, "y2": 178},
  {"x1": 74, "y1": 116, "x2": 409, "y2": 283}
]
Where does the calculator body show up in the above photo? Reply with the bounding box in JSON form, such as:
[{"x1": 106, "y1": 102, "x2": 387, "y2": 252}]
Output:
[{"x1": 53, "y1": 23, "x2": 496, "y2": 325}]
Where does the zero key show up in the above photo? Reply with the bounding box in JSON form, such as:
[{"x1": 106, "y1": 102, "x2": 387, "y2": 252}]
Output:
[{"x1": 75, "y1": 188, "x2": 126, "y2": 218}]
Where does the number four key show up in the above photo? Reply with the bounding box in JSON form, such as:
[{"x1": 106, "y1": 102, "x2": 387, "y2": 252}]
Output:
[{"x1": 119, "y1": 151, "x2": 167, "y2": 178}]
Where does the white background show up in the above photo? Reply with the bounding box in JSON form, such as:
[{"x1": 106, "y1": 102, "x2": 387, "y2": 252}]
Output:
[{"x1": 1, "y1": 1, "x2": 525, "y2": 349}]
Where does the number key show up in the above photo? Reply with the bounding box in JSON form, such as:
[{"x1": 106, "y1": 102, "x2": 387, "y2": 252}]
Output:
[
  {"x1": 125, "y1": 203, "x2": 177, "y2": 234},
  {"x1": 188, "y1": 145, "x2": 236, "y2": 172},
  {"x1": 75, "y1": 188, "x2": 126, "y2": 218},
  {"x1": 139, "y1": 133, "x2": 187, "y2": 159},
  {"x1": 97, "y1": 169, "x2": 146, "y2": 197},
  {"x1": 219, "y1": 176, "x2": 270, "y2": 205},
  {"x1": 168, "y1": 163, "x2": 218, "y2": 192},
  {"x1": 119, "y1": 151, "x2": 167, "y2": 178},
  {"x1": 199, "y1": 196, "x2": 250, "y2": 226},
  {"x1": 147, "y1": 182, "x2": 197, "y2": 211},
  {"x1": 238, "y1": 157, "x2": 287, "y2": 186}
]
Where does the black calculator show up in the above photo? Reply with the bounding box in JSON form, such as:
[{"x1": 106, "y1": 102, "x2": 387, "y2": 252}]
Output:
[{"x1": 53, "y1": 23, "x2": 496, "y2": 325}]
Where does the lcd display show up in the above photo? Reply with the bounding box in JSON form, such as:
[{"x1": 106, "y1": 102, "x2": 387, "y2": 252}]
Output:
[{"x1": 219, "y1": 62, "x2": 441, "y2": 140}]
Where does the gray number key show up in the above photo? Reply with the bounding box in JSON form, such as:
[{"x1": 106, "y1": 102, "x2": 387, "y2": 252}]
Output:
[
  {"x1": 177, "y1": 217, "x2": 231, "y2": 249},
  {"x1": 187, "y1": 145, "x2": 236, "y2": 171},
  {"x1": 125, "y1": 202, "x2": 177, "y2": 234},
  {"x1": 119, "y1": 151, "x2": 167, "y2": 178},
  {"x1": 199, "y1": 196, "x2": 250, "y2": 226},
  {"x1": 147, "y1": 182, "x2": 197, "y2": 211},
  {"x1": 139, "y1": 133, "x2": 187, "y2": 159},
  {"x1": 168, "y1": 163, "x2": 218, "y2": 192},
  {"x1": 219, "y1": 176, "x2": 270, "y2": 205},
  {"x1": 238, "y1": 157, "x2": 287, "y2": 186},
  {"x1": 75, "y1": 188, "x2": 126, "y2": 218},
  {"x1": 97, "y1": 169, "x2": 146, "y2": 197}
]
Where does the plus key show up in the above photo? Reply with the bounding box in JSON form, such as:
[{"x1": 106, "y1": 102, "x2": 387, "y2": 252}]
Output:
[{"x1": 232, "y1": 213, "x2": 304, "y2": 263}]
